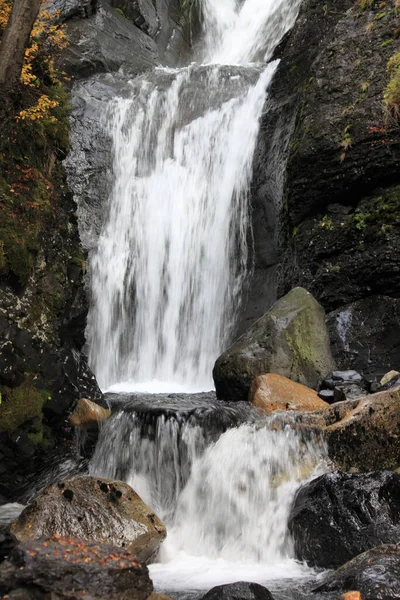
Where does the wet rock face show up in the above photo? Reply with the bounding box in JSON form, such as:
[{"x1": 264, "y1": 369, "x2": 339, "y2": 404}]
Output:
[
  {"x1": 201, "y1": 582, "x2": 275, "y2": 600},
  {"x1": 48, "y1": 0, "x2": 199, "y2": 79},
  {"x1": 327, "y1": 296, "x2": 400, "y2": 381},
  {"x1": 0, "y1": 536, "x2": 153, "y2": 600},
  {"x1": 315, "y1": 544, "x2": 400, "y2": 600},
  {"x1": 0, "y1": 186, "x2": 103, "y2": 502},
  {"x1": 10, "y1": 476, "x2": 166, "y2": 563},
  {"x1": 247, "y1": 0, "x2": 400, "y2": 371},
  {"x1": 273, "y1": 0, "x2": 400, "y2": 322},
  {"x1": 213, "y1": 287, "x2": 335, "y2": 402},
  {"x1": 288, "y1": 471, "x2": 400, "y2": 569}
]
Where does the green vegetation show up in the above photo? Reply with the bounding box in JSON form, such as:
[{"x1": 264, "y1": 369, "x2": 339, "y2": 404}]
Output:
[
  {"x1": 384, "y1": 51, "x2": 400, "y2": 120},
  {"x1": 0, "y1": 376, "x2": 51, "y2": 437},
  {"x1": 357, "y1": 0, "x2": 375, "y2": 9},
  {"x1": 0, "y1": 4, "x2": 71, "y2": 288}
]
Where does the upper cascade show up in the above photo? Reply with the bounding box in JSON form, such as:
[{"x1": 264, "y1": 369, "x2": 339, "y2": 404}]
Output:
[
  {"x1": 201, "y1": 0, "x2": 302, "y2": 65},
  {"x1": 81, "y1": 0, "x2": 303, "y2": 392}
]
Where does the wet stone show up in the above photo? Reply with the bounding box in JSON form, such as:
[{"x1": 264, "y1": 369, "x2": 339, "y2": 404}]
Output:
[{"x1": 0, "y1": 536, "x2": 153, "y2": 600}]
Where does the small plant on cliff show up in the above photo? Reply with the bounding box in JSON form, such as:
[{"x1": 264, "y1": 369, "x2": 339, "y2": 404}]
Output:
[{"x1": 384, "y1": 51, "x2": 400, "y2": 120}]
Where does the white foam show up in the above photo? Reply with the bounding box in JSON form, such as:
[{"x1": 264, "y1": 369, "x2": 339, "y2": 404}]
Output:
[
  {"x1": 150, "y1": 553, "x2": 313, "y2": 591},
  {"x1": 106, "y1": 380, "x2": 213, "y2": 394}
]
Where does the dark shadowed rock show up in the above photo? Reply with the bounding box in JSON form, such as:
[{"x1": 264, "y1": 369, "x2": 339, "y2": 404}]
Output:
[
  {"x1": 201, "y1": 581, "x2": 275, "y2": 600},
  {"x1": 288, "y1": 471, "x2": 400, "y2": 569},
  {"x1": 327, "y1": 296, "x2": 400, "y2": 381},
  {"x1": 60, "y1": 0, "x2": 159, "y2": 78},
  {"x1": 0, "y1": 531, "x2": 18, "y2": 563},
  {"x1": 10, "y1": 476, "x2": 166, "y2": 563},
  {"x1": 315, "y1": 544, "x2": 400, "y2": 600},
  {"x1": 0, "y1": 536, "x2": 153, "y2": 600},
  {"x1": 213, "y1": 287, "x2": 335, "y2": 402},
  {"x1": 275, "y1": 0, "x2": 400, "y2": 315}
]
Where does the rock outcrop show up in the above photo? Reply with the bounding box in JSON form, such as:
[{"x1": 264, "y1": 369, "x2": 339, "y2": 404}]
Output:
[
  {"x1": 288, "y1": 471, "x2": 400, "y2": 569},
  {"x1": 325, "y1": 386, "x2": 400, "y2": 471},
  {"x1": 0, "y1": 535, "x2": 153, "y2": 600},
  {"x1": 315, "y1": 544, "x2": 400, "y2": 600},
  {"x1": 10, "y1": 476, "x2": 166, "y2": 563},
  {"x1": 327, "y1": 296, "x2": 400, "y2": 381},
  {"x1": 293, "y1": 386, "x2": 400, "y2": 471},
  {"x1": 249, "y1": 373, "x2": 329, "y2": 414},
  {"x1": 245, "y1": 0, "x2": 400, "y2": 380},
  {"x1": 49, "y1": 0, "x2": 200, "y2": 79},
  {"x1": 213, "y1": 287, "x2": 335, "y2": 402},
  {"x1": 201, "y1": 582, "x2": 275, "y2": 600}
]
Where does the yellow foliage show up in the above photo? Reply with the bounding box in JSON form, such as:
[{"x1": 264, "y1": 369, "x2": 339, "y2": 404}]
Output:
[
  {"x1": 16, "y1": 94, "x2": 59, "y2": 122},
  {"x1": 20, "y1": 8, "x2": 69, "y2": 88},
  {"x1": 1, "y1": 1, "x2": 69, "y2": 122},
  {"x1": 0, "y1": 0, "x2": 11, "y2": 30}
]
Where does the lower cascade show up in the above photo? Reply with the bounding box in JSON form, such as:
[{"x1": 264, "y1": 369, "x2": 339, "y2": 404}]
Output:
[
  {"x1": 90, "y1": 398, "x2": 327, "y2": 590},
  {"x1": 78, "y1": 0, "x2": 323, "y2": 593}
]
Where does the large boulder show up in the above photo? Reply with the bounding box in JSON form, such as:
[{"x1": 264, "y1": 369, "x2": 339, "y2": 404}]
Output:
[
  {"x1": 288, "y1": 471, "x2": 400, "y2": 569},
  {"x1": 249, "y1": 374, "x2": 329, "y2": 414},
  {"x1": 0, "y1": 535, "x2": 153, "y2": 600},
  {"x1": 213, "y1": 288, "x2": 335, "y2": 402},
  {"x1": 325, "y1": 386, "x2": 400, "y2": 471},
  {"x1": 292, "y1": 386, "x2": 400, "y2": 471},
  {"x1": 200, "y1": 582, "x2": 275, "y2": 600},
  {"x1": 10, "y1": 476, "x2": 166, "y2": 563},
  {"x1": 315, "y1": 545, "x2": 400, "y2": 600}
]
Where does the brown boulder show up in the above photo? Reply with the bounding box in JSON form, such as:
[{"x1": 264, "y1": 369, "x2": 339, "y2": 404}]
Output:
[
  {"x1": 0, "y1": 535, "x2": 152, "y2": 600},
  {"x1": 292, "y1": 386, "x2": 400, "y2": 471},
  {"x1": 325, "y1": 386, "x2": 400, "y2": 471},
  {"x1": 69, "y1": 398, "x2": 111, "y2": 428},
  {"x1": 10, "y1": 476, "x2": 166, "y2": 563},
  {"x1": 249, "y1": 373, "x2": 329, "y2": 414}
]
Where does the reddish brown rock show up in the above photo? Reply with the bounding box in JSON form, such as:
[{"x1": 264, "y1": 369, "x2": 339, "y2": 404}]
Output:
[
  {"x1": 69, "y1": 398, "x2": 111, "y2": 428},
  {"x1": 0, "y1": 535, "x2": 153, "y2": 600},
  {"x1": 249, "y1": 373, "x2": 329, "y2": 414},
  {"x1": 341, "y1": 592, "x2": 362, "y2": 600}
]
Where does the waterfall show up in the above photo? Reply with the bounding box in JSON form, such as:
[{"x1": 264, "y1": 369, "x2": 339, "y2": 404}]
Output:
[
  {"x1": 85, "y1": 0, "x2": 302, "y2": 392},
  {"x1": 79, "y1": 0, "x2": 322, "y2": 592},
  {"x1": 91, "y1": 406, "x2": 326, "y2": 589}
]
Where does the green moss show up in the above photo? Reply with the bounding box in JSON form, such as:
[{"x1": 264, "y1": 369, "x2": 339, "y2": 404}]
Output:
[
  {"x1": 357, "y1": 0, "x2": 375, "y2": 9},
  {"x1": 384, "y1": 51, "x2": 400, "y2": 119},
  {"x1": 0, "y1": 377, "x2": 51, "y2": 435}
]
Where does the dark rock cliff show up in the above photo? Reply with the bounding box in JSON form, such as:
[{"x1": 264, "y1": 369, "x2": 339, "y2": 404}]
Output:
[
  {"x1": 0, "y1": 0, "x2": 200, "y2": 502},
  {"x1": 247, "y1": 0, "x2": 400, "y2": 376}
]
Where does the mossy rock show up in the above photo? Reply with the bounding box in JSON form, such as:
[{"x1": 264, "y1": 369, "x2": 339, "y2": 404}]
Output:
[
  {"x1": 213, "y1": 287, "x2": 336, "y2": 401},
  {"x1": 0, "y1": 377, "x2": 51, "y2": 435}
]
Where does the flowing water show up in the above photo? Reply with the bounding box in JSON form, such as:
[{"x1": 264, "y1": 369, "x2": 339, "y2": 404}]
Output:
[{"x1": 81, "y1": 0, "x2": 327, "y2": 595}]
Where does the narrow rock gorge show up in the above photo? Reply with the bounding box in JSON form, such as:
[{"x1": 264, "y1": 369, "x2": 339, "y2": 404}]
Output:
[{"x1": 0, "y1": 1, "x2": 399, "y2": 600}]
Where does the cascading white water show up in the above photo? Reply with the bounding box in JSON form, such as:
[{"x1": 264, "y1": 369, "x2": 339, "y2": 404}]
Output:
[
  {"x1": 86, "y1": 0, "x2": 302, "y2": 392},
  {"x1": 87, "y1": 65, "x2": 274, "y2": 391},
  {"x1": 85, "y1": 0, "x2": 322, "y2": 592},
  {"x1": 91, "y1": 409, "x2": 327, "y2": 589},
  {"x1": 201, "y1": 0, "x2": 301, "y2": 65}
]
